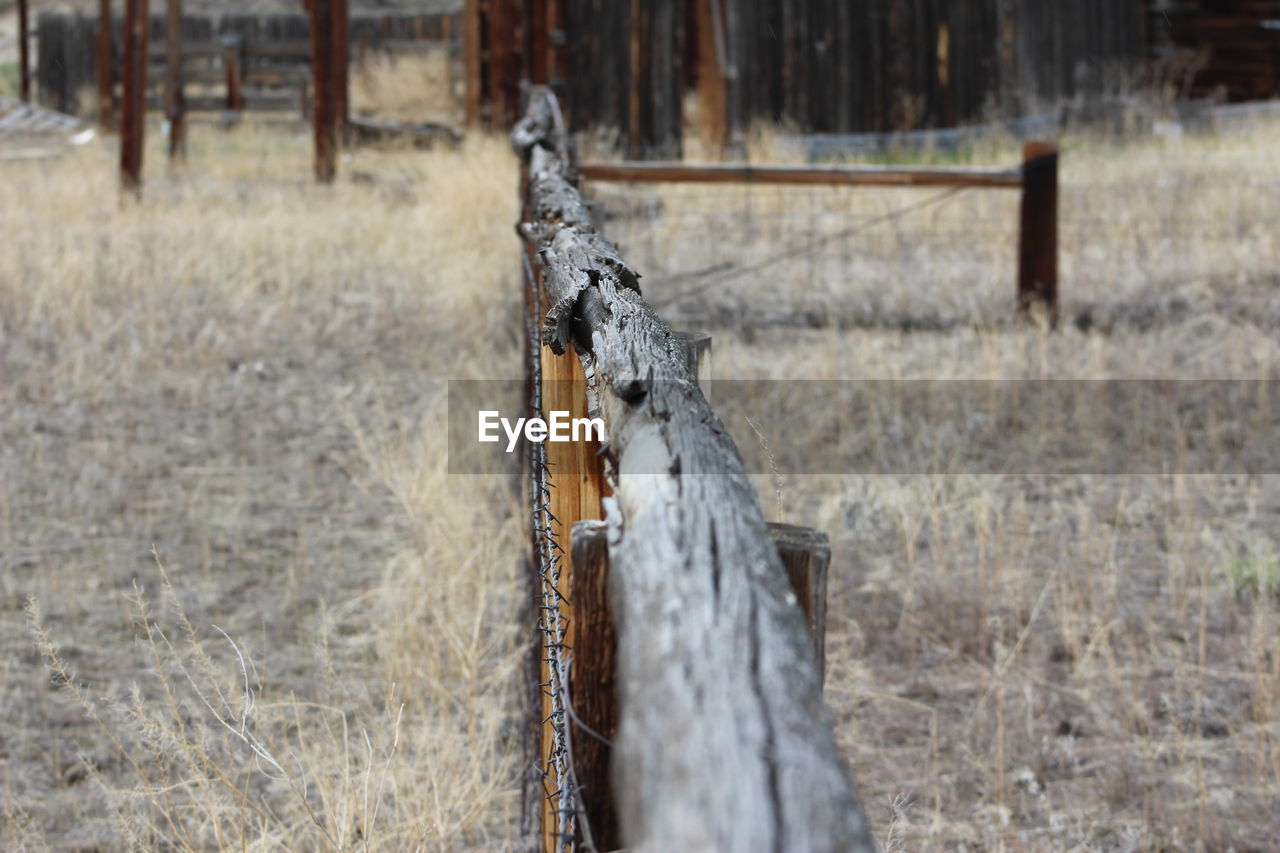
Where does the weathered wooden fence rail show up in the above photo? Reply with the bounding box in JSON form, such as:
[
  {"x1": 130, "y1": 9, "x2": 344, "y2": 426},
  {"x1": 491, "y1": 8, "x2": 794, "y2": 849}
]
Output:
[
  {"x1": 580, "y1": 144, "x2": 1061, "y2": 326},
  {"x1": 515, "y1": 86, "x2": 876, "y2": 853}
]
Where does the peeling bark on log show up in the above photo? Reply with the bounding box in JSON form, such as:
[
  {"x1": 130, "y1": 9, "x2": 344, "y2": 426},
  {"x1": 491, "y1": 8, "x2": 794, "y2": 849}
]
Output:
[{"x1": 515, "y1": 88, "x2": 876, "y2": 853}]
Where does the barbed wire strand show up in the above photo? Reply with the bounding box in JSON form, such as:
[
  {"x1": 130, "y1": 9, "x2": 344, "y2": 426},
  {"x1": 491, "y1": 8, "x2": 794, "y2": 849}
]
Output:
[{"x1": 523, "y1": 247, "x2": 588, "y2": 852}]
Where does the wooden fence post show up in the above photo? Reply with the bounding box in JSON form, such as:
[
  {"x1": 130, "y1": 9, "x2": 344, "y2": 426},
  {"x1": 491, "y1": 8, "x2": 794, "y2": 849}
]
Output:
[
  {"x1": 309, "y1": 0, "x2": 335, "y2": 182},
  {"x1": 221, "y1": 34, "x2": 244, "y2": 118},
  {"x1": 1018, "y1": 140, "x2": 1059, "y2": 326},
  {"x1": 463, "y1": 0, "x2": 481, "y2": 127},
  {"x1": 165, "y1": 0, "x2": 185, "y2": 159},
  {"x1": 671, "y1": 330, "x2": 712, "y2": 388},
  {"x1": 768, "y1": 522, "x2": 830, "y2": 685},
  {"x1": 568, "y1": 520, "x2": 618, "y2": 853},
  {"x1": 692, "y1": 0, "x2": 728, "y2": 153},
  {"x1": 521, "y1": 153, "x2": 610, "y2": 851},
  {"x1": 331, "y1": 0, "x2": 349, "y2": 140},
  {"x1": 540, "y1": 343, "x2": 606, "y2": 853},
  {"x1": 17, "y1": 0, "x2": 30, "y2": 102},
  {"x1": 97, "y1": 0, "x2": 115, "y2": 130},
  {"x1": 489, "y1": 0, "x2": 518, "y2": 127},
  {"x1": 568, "y1": 519, "x2": 833, "y2": 852},
  {"x1": 120, "y1": 0, "x2": 149, "y2": 193}
]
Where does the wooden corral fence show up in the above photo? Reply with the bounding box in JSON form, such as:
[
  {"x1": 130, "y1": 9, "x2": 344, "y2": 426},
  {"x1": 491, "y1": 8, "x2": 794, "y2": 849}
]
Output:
[
  {"x1": 579, "y1": 144, "x2": 1062, "y2": 326},
  {"x1": 35, "y1": 9, "x2": 460, "y2": 120},
  {"x1": 514, "y1": 86, "x2": 877, "y2": 853}
]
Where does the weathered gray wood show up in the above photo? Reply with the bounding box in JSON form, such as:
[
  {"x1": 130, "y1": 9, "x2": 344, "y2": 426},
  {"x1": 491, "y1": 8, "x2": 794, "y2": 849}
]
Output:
[
  {"x1": 516, "y1": 88, "x2": 875, "y2": 853},
  {"x1": 569, "y1": 517, "x2": 835, "y2": 853},
  {"x1": 671, "y1": 330, "x2": 711, "y2": 389}
]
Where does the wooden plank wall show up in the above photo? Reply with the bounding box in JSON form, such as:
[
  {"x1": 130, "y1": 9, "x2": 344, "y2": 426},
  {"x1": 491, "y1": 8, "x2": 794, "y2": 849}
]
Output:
[
  {"x1": 563, "y1": 0, "x2": 626, "y2": 145},
  {"x1": 35, "y1": 11, "x2": 460, "y2": 116},
  {"x1": 557, "y1": 0, "x2": 1150, "y2": 153},
  {"x1": 723, "y1": 0, "x2": 1145, "y2": 137}
]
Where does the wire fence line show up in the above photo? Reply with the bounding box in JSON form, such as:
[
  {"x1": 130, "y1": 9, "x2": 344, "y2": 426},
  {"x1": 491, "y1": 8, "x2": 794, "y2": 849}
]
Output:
[{"x1": 583, "y1": 146, "x2": 1280, "y2": 333}]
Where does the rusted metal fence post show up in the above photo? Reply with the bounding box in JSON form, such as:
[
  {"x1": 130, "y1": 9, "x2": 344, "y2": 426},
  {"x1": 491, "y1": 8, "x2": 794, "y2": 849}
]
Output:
[
  {"x1": 165, "y1": 0, "x2": 185, "y2": 158},
  {"x1": 221, "y1": 34, "x2": 244, "y2": 118},
  {"x1": 331, "y1": 0, "x2": 349, "y2": 140},
  {"x1": 309, "y1": 0, "x2": 335, "y2": 182},
  {"x1": 97, "y1": 0, "x2": 115, "y2": 130},
  {"x1": 1018, "y1": 140, "x2": 1059, "y2": 326},
  {"x1": 120, "y1": 0, "x2": 149, "y2": 193},
  {"x1": 17, "y1": 0, "x2": 30, "y2": 102}
]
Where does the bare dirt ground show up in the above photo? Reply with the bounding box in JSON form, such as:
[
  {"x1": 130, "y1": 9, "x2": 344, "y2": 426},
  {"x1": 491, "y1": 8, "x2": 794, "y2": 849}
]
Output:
[{"x1": 2, "y1": 108, "x2": 1279, "y2": 851}]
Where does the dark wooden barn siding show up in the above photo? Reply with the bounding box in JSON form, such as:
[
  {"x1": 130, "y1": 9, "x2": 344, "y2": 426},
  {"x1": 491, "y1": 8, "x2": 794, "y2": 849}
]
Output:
[
  {"x1": 725, "y1": 0, "x2": 1145, "y2": 136},
  {"x1": 558, "y1": 0, "x2": 1148, "y2": 153},
  {"x1": 564, "y1": 0, "x2": 684, "y2": 156},
  {"x1": 1150, "y1": 0, "x2": 1280, "y2": 100}
]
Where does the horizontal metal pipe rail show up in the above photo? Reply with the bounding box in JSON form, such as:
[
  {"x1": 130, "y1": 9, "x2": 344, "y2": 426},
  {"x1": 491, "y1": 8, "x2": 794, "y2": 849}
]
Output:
[{"x1": 579, "y1": 160, "x2": 1024, "y2": 188}]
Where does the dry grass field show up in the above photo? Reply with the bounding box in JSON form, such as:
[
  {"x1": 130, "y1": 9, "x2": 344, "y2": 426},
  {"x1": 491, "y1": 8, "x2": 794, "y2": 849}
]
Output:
[
  {"x1": 3, "y1": 110, "x2": 1279, "y2": 851},
  {"x1": 600, "y1": 119, "x2": 1280, "y2": 851},
  {"x1": 2, "y1": 128, "x2": 526, "y2": 850}
]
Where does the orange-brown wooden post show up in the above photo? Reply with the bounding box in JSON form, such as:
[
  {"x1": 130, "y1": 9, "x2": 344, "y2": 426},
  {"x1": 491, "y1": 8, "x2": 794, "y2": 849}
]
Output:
[
  {"x1": 331, "y1": 0, "x2": 349, "y2": 139},
  {"x1": 164, "y1": 0, "x2": 185, "y2": 159},
  {"x1": 521, "y1": 146, "x2": 610, "y2": 850},
  {"x1": 120, "y1": 0, "x2": 149, "y2": 193},
  {"x1": 96, "y1": 0, "x2": 115, "y2": 130},
  {"x1": 539, "y1": 344, "x2": 606, "y2": 853},
  {"x1": 309, "y1": 0, "x2": 335, "y2": 182},
  {"x1": 462, "y1": 0, "x2": 481, "y2": 126},
  {"x1": 1018, "y1": 140, "x2": 1059, "y2": 326},
  {"x1": 17, "y1": 0, "x2": 30, "y2": 102}
]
